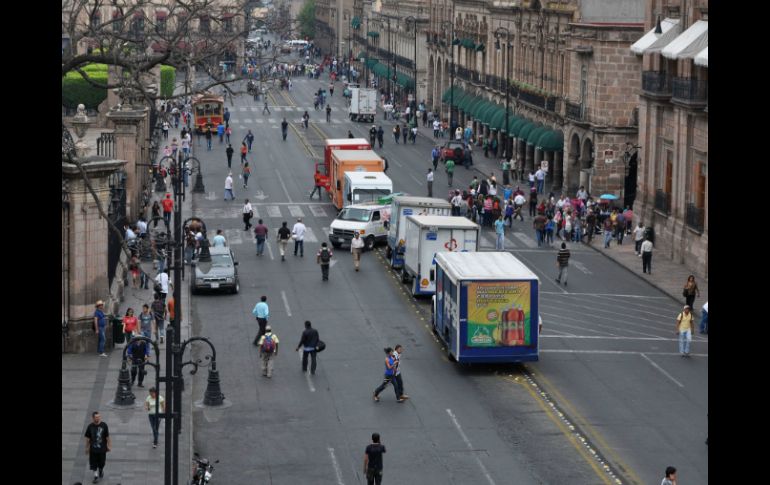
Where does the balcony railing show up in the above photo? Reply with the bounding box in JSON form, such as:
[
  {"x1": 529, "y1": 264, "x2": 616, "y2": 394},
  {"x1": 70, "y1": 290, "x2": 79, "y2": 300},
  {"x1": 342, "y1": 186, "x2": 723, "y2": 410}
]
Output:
[
  {"x1": 685, "y1": 204, "x2": 705, "y2": 233},
  {"x1": 641, "y1": 71, "x2": 671, "y2": 96},
  {"x1": 519, "y1": 89, "x2": 546, "y2": 109},
  {"x1": 672, "y1": 77, "x2": 708, "y2": 106},
  {"x1": 655, "y1": 189, "x2": 671, "y2": 215}
]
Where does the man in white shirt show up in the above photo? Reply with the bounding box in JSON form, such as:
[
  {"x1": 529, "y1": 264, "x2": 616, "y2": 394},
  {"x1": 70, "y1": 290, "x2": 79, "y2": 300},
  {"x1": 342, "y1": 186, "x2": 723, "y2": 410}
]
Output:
[
  {"x1": 242, "y1": 199, "x2": 254, "y2": 231},
  {"x1": 125, "y1": 224, "x2": 137, "y2": 242},
  {"x1": 556, "y1": 195, "x2": 566, "y2": 210},
  {"x1": 292, "y1": 218, "x2": 307, "y2": 257},
  {"x1": 633, "y1": 222, "x2": 646, "y2": 255},
  {"x1": 136, "y1": 217, "x2": 147, "y2": 239},
  {"x1": 426, "y1": 169, "x2": 434, "y2": 197},
  {"x1": 155, "y1": 270, "x2": 169, "y2": 302},
  {"x1": 528, "y1": 171, "x2": 536, "y2": 189},
  {"x1": 432, "y1": 119, "x2": 441, "y2": 138},
  {"x1": 450, "y1": 190, "x2": 463, "y2": 216},
  {"x1": 513, "y1": 193, "x2": 526, "y2": 221},
  {"x1": 535, "y1": 168, "x2": 546, "y2": 194},
  {"x1": 224, "y1": 173, "x2": 235, "y2": 201},
  {"x1": 212, "y1": 229, "x2": 227, "y2": 247},
  {"x1": 641, "y1": 237, "x2": 653, "y2": 274},
  {"x1": 576, "y1": 185, "x2": 588, "y2": 202}
]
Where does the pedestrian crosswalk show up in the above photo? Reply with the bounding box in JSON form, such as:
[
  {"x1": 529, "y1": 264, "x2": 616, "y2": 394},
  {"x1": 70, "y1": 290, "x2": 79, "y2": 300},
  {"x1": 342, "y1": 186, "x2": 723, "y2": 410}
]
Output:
[
  {"x1": 196, "y1": 203, "x2": 328, "y2": 222},
  {"x1": 222, "y1": 226, "x2": 329, "y2": 246}
]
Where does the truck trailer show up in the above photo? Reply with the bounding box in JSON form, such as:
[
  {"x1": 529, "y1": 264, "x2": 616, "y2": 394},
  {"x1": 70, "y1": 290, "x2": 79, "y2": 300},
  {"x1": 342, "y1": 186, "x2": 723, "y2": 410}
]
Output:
[
  {"x1": 432, "y1": 252, "x2": 540, "y2": 363},
  {"x1": 385, "y1": 196, "x2": 452, "y2": 269},
  {"x1": 402, "y1": 215, "x2": 480, "y2": 296},
  {"x1": 348, "y1": 85, "x2": 377, "y2": 123}
]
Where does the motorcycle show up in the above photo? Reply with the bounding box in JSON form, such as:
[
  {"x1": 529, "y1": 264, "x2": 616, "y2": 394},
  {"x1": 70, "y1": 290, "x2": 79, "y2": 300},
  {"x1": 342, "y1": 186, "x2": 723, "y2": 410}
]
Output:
[{"x1": 190, "y1": 453, "x2": 218, "y2": 485}]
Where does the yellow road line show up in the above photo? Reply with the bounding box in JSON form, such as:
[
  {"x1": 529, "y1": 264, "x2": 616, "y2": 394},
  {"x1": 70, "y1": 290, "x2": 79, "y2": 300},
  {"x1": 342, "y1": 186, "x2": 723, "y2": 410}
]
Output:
[
  {"x1": 503, "y1": 376, "x2": 619, "y2": 485},
  {"x1": 523, "y1": 368, "x2": 643, "y2": 485}
]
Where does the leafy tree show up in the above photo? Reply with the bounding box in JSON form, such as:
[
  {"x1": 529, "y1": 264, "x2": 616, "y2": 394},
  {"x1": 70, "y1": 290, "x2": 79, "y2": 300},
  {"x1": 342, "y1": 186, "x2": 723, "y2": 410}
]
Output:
[{"x1": 297, "y1": 0, "x2": 316, "y2": 40}]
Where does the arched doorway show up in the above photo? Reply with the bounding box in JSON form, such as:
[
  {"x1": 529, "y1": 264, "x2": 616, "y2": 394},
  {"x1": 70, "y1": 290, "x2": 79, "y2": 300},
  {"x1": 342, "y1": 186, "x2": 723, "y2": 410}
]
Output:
[
  {"x1": 579, "y1": 138, "x2": 594, "y2": 195},
  {"x1": 567, "y1": 133, "x2": 581, "y2": 195},
  {"x1": 427, "y1": 55, "x2": 435, "y2": 111}
]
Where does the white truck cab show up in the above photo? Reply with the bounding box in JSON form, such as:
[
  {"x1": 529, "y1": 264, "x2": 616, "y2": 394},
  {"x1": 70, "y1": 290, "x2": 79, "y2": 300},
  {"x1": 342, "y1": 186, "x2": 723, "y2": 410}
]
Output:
[{"x1": 329, "y1": 203, "x2": 391, "y2": 250}]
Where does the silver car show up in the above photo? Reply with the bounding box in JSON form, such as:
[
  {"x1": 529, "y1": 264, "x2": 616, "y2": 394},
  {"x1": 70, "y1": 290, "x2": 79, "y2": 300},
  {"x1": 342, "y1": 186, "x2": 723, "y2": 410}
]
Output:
[{"x1": 191, "y1": 246, "x2": 240, "y2": 294}]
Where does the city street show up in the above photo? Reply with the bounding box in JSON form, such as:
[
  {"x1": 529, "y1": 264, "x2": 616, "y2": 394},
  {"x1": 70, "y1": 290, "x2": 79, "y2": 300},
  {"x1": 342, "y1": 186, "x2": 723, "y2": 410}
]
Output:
[{"x1": 188, "y1": 44, "x2": 708, "y2": 484}]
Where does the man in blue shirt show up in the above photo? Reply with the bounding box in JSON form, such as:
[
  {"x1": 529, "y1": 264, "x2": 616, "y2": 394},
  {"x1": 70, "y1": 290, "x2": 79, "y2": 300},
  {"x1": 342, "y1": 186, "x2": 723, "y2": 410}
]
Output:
[
  {"x1": 212, "y1": 229, "x2": 227, "y2": 247},
  {"x1": 93, "y1": 300, "x2": 108, "y2": 357},
  {"x1": 495, "y1": 215, "x2": 506, "y2": 251},
  {"x1": 217, "y1": 123, "x2": 225, "y2": 144},
  {"x1": 252, "y1": 296, "x2": 270, "y2": 345}
]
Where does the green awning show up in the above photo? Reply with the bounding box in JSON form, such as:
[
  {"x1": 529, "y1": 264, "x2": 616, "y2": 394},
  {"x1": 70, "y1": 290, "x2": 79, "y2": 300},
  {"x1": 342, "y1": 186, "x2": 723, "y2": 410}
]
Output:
[
  {"x1": 372, "y1": 62, "x2": 390, "y2": 77},
  {"x1": 503, "y1": 114, "x2": 520, "y2": 134},
  {"x1": 490, "y1": 108, "x2": 507, "y2": 131},
  {"x1": 475, "y1": 43, "x2": 485, "y2": 52},
  {"x1": 467, "y1": 98, "x2": 485, "y2": 119},
  {"x1": 367, "y1": 31, "x2": 380, "y2": 38},
  {"x1": 366, "y1": 58, "x2": 377, "y2": 69},
  {"x1": 442, "y1": 87, "x2": 453, "y2": 103},
  {"x1": 508, "y1": 117, "x2": 529, "y2": 137},
  {"x1": 451, "y1": 89, "x2": 468, "y2": 108},
  {"x1": 471, "y1": 99, "x2": 488, "y2": 119},
  {"x1": 518, "y1": 121, "x2": 539, "y2": 142},
  {"x1": 461, "y1": 38, "x2": 475, "y2": 49},
  {"x1": 480, "y1": 103, "x2": 499, "y2": 124},
  {"x1": 536, "y1": 129, "x2": 565, "y2": 151},
  {"x1": 459, "y1": 93, "x2": 476, "y2": 112},
  {"x1": 451, "y1": 38, "x2": 461, "y2": 46},
  {"x1": 527, "y1": 125, "x2": 550, "y2": 145},
  {"x1": 395, "y1": 72, "x2": 414, "y2": 89},
  {"x1": 352, "y1": 17, "x2": 361, "y2": 29},
  {"x1": 357, "y1": 51, "x2": 367, "y2": 60}
]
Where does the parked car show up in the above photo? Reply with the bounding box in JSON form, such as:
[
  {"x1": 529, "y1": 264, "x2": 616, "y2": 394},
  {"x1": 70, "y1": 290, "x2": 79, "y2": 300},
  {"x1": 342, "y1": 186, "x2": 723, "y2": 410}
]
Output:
[
  {"x1": 191, "y1": 246, "x2": 240, "y2": 294},
  {"x1": 440, "y1": 140, "x2": 466, "y2": 161}
]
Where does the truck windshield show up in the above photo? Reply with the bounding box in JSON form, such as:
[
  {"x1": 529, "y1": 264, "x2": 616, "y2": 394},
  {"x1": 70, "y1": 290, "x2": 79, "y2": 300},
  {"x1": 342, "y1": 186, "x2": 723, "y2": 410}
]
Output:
[
  {"x1": 338, "y1": 208, "x2": 371, "y2": 222},
  {"x1": 352, "y1": 189, "x2": 391, "y2": 204}
]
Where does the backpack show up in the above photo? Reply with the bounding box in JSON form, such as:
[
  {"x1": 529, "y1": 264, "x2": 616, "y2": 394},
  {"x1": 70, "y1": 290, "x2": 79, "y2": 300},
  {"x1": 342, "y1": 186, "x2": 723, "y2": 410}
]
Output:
[
  {"x1": 260, "y1": 334, "x2": 275, "y2": 354},
  {"x1": 320, "y1": 248, "x2": 331, "y2": 264}
]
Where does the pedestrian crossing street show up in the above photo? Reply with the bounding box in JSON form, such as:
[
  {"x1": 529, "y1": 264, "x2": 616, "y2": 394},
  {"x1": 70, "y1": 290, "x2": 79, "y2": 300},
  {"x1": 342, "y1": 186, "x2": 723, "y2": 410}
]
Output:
[{"x1": 229, "y1": 105, "x2": 347, "y2": 129}]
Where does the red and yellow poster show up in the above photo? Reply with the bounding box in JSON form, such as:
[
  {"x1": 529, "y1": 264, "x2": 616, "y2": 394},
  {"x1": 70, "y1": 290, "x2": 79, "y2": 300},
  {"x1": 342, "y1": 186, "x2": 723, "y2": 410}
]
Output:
[{"x1": 466, "y1": 282, "x2": 531, "y2": 347}]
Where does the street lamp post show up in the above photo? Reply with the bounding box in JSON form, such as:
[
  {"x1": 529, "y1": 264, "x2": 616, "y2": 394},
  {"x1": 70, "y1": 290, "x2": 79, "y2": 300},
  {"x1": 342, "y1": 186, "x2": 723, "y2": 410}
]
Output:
[
  {"x1": 441, "y1": 20, "x2": 456, "y2": 132},
  {"x1": 495, "y1": 26, "x2": 511, "y2": 160},
  {"x1": 345, "y1": 9, "x2": 352, "y2": 67},
  {"x1": 405, "y1": 16, "x2": 418, "y2": 116},
  {"x1": 364, "y1": 16, "x2": 369, "y2": 87}
]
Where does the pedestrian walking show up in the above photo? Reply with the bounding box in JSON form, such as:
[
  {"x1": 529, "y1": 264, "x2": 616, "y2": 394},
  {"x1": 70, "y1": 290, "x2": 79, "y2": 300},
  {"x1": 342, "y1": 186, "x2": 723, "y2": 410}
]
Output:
[
  {"x1": 431, "y1": 146, "x2": 440, "y2": 171},
  {"x1": 150, "y1": 294, "x2": 166, "y2": 341},
  {"x1": 243, "y1": 199, "x2": 253, "y2": 231},
  {"x1": 326, "y1": 104, "x2": 332, "y2": 122},
  {"x1": 392, "y1": 345, "x2": 409, "y2": 400},
  {"x1": 281, "y1": 118, "x2": 288, "y2": 140},
  {"x1": 363, "y1": 433, "x2": 386, "y2": 485},
  {"x1": 242, "y1": 162, "x2": 251, "y2": 188},
  {"x1": 433, "y1": 119, "x2": 440, "y2": 138},
  {"x1": 216, "y1": 122, "x2": 224, "y2": 144},
  {"x1": 205, "y1": 127, "x2": 213, "y2": 151},
  {"x1": 682, "y1": 275, "x2": 700, "y2": 309},
  {"x1": 317, "y1": 242, "x2": 333, "y2": 280},
  {"x1": 373, "y1": 347, "x2": 402, "y2": 402},
  {"x1": 162, "y1": 120, "x2": 169, "y2": 139},
  {"x1": 225, "y1": 125, "x2": 232, "y2": 144},
  {"x1": 383, "y1": 157, "x2": 389, "y2": 174},
  {"x1": 402, "y1": 123, "x2": 408, "y2": 144},
  {"x1": 533, "y1": 213, "x2": 547, "y2": 247},
  {"x1": 351, "y1": 232, "x2": 364, "y2": 271},
  {"x1": 292, "y1": 218, "x2": 306, "y2": 257},
  {"x1": 277, "y1": 221, "x2": 291, "y2": 261},
  {"x1": 393, "y1": 124, "x2": 400, "y2": 143},
  {"x1": 252, "y1": 295, "x2": 270, "y2": 345},
  {"x1": 145, "y1": 387, "x2": 165, "y2": 449},
  {"x1": 302, "y1": 111, "x2": 310, "y2": 129},
  {"x1": 93, "y1": 300, "x2": 107, "y2": 357},
  {"x1": 633, "y1": 222, "x2": 645, "y2": 255},
  {"x1": 411, "y1": 125, "x2": 418, "y2": 144},
  {"x1": 426, "y1": 169, "x2": 434, "y2": 197},
  {"x1": 603, "y1": 218, "x2": 613, "y2": 248},
  {"x1": 445, "y1": 158, "x2": 455, "y2": 186},
  {"x1": 535, "y1": 167, "x2": 546, "y2": 194},
  {"x1": 245, "y1": 130, "x2": 255, "y2": 152},
  {"x1": 377, "y1": 126, "x2": 384, "y2": 148},
  {"x1": 641, "y1": 236, "x2": 653, "y2": 274},
  {"x1": 676, "y1": 306, "x2": 694, "y2": 357},
  {"x1": 225, "y1": 143, "x2": 234, "y2": 169},
  {"x1": 495, "y1": 215, "x2": 506, "y2": 250},
  {"x1": 161, "y1": 193, "x2": 174, "y2": 227},
  {"x1": 138, "y1": 304, "x2": 153, "y2": 340},
  {"x1": 84, "y1": 412, "x2": 111, "y2": 484},
  {"x1": 223, "y1": 107, "x2": 230, "y2": 128},
  {"x1": 555, "y1": 242, "x2": 571, "y2": 286},
  {"x1": 224, "y1": 172, "x2": 235, "y2": 201},
  {"x1": 700, "y1": 301, "x2": 708, "y2": 335},
  {"x1": 127, "y1": 337, "x2": 149, "y2": 387},
  {"x1": 660, "y1": 466, "x2": 677, "y2": 485},
  {"x1": 151, "y1": 201, "x2": 161, "y2": 228},
  {"x1": 253, "y1": 219, "x2": 268, "y2": 256},
  {"x1": 263, "y1": 100, "x2": 271, "y2": 115},
  {"x1": 295, "y1": 320, "x2": 321, "y2": 374},
  {"x1": 121, "y1": 308, "x2": 138, "y2": 344},
  {"x1": 257, "y1": 326, "x2": 279, "y2": 378}
]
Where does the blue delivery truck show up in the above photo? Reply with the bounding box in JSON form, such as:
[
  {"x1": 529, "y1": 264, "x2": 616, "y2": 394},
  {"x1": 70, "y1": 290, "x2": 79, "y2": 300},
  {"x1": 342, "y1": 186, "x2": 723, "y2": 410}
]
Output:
[{"x1": 432, "y1": 252, "x2": 541, "y2": 363}]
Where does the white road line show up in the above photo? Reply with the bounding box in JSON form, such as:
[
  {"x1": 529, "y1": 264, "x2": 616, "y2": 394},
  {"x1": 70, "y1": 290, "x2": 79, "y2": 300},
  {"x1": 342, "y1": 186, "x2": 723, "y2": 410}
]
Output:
[
  {"x1": 303, "y1": 227, "x2": 318, "y2": 243},
  {"x1": 641, "y1": 353, "x2": 685, "y2": 388},
  {"x1": 446, "y1": 409, "x2": 496, "y2": 485},
  {"x1": 288, "y1": 205, "x2": 305, "y2": 218},
  {"x1": 224, "y1": 229, "x2": 244, "y2": 246},
  {"x1": 540, "y1": 292, "x2": 669, "y2": 299},
  {"x1": 327, "y1": 447, "x2": 345, "y2": 485},
  {"x1": 571, "y1": 260, "x2": 592, "y2": 275},
  {"x1": 540, "y1": 335, "x2": 682, "y2": 341},
  {"x1": 541, "y1": 349, "x2": 707, "y2": 357},
  {"x1": 512, "y1": 232, "x2": 537, "y2": 248},
  {"x1": 281, "y1": 290, "x2": 292, "y2": 317},
  {"x1": 252, "y1": 202, "x2": 334, "y2": 206},
  {"x1": 310, "y1": 205, "x2": 328, "y2": 218},
  {"x1": 256, "y1": 119, "x2": 264, "y2": 123},
  {"x1": 409, "y1": 173, "x2": 423, "y2": 186},
  {"x1": 266, "y1": 240, "x2": 275, "y2": 260},
  {"x1": 266, "y1": 205, "x2": 282, "y2": 218},
  {"x1": 276, "y1": 169, "x2": 293, "y2": 202},
  {"x1": 244, "y1": 118, "x2": 253, "y2": 124}
]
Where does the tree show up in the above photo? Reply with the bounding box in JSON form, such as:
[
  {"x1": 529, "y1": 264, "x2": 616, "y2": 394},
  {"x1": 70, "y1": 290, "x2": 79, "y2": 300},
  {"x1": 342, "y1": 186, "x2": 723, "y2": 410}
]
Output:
[{"x1": 297, "y1": 0, "x2": 315, "y2": 40}]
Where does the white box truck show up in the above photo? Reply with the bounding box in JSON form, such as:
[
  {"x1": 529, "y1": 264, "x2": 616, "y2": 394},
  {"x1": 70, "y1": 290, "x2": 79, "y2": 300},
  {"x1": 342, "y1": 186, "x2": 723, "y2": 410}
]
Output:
[
  {"x1": 385, "y1": 196, "x2": 452, "y2": 269},
  {"x1": 343, "y1": 171, "x2": 392, "y2": 207},
  {"x1": 348, "y1": 85, "x2": 377, "y2": 123},
  {"x1": 402, "y1": 215, "x2": 479, "y2": 296}
]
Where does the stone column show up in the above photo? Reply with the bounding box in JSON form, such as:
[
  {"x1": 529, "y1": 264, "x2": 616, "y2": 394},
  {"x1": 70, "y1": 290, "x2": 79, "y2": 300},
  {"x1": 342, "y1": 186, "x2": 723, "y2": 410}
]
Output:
[
  {"x1": 62, "y1": 157, "x2": 127, "y2": 354},
  {"x1": 552, "y1": 150, "x2": 564, "y2": 192},
  {"x1": 107, "y1": 107, "x2": 149, "y2": 222}
]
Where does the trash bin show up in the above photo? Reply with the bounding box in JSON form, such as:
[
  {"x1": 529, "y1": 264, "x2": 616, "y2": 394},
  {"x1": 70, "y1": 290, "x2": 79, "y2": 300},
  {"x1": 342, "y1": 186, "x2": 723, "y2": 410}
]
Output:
[
  {"x1": 644, "y1": 226, "x2": 655, "y2": 245},
  {"x1": 112, "y1": 317, "x2": 125, "y2": 345}
]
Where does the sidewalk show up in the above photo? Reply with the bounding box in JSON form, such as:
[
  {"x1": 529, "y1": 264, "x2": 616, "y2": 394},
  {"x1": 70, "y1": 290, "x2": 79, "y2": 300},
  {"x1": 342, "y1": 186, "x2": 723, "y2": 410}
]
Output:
[{"x1": 62, "y1": 123, "x2": 194, "y2": 485}]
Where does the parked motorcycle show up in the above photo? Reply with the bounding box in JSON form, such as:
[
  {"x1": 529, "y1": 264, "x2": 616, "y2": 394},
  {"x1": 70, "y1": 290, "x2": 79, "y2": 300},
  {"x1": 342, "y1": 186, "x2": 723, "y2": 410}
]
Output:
[{"x1": 190, "y1": 453, "x2": 218, "y2": 485}]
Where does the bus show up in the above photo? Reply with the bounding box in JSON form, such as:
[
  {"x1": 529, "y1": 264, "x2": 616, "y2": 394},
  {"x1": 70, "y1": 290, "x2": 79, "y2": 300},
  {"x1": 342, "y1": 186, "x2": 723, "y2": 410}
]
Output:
[{"x1": 191, "y1": 93, "x2": 225, "y2": 133}]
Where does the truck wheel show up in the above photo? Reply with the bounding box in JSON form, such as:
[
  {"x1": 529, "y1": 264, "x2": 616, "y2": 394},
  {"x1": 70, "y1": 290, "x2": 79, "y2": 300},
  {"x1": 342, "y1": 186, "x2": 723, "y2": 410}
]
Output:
[
  {"x1": 232, "y1": 281, "x2": 240, "y2": 294},
  {"x1": 401, "y1": 268, "x2": 410, "y2": 284},
  {"x1": 350, "y1": 113, "x2": 355, "y2": 121},
  {"x1": 364, "y1": 235, "x2": 375, "y2": 251},
  {"x1": 331, "y1": 241, "x2": 342, "y2": 249}
]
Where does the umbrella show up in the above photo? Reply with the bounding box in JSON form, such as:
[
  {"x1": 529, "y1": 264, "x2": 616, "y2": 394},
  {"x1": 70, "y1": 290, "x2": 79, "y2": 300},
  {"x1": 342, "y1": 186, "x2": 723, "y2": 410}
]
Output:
[{"x1": 599, "y1": 194, "x2": 618, "y2": 200}]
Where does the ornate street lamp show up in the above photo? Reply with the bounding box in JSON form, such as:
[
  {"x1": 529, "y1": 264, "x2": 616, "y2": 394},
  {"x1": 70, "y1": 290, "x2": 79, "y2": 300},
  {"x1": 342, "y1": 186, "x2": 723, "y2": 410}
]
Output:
[{"x1": 495, "y1": 26, "x2": 511, "y2": 159}]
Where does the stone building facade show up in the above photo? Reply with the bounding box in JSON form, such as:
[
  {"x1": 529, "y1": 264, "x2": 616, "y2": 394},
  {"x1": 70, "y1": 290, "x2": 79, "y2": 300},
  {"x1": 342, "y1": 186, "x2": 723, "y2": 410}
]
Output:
[{"x1": 631, "y1": 0, "x2": 708, "y2": 277}]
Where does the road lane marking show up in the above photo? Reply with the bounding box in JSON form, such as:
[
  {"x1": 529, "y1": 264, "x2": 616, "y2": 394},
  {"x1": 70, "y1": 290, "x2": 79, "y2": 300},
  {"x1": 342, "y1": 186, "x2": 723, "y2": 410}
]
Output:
[
  {"x1": 281, "y1": 290, "x2": 292, "y2": 317},
  {"x1": 640, "y1": 353, "x2": 685, "y2": 388},
  {"x1": 266, "y1": 241, "x2": 274, "y2": 260},
  {"x1": 327, "y1": 447, "x2": 345, "y2": 485},
  {"x1": 540, "y1": 292, "x2": 668, "y2": 299},
  {"x1": 571, "y1": 260, "x2": 592, "y2": 275},
  {"x1": 541, "y1": 349, "x2": 707, "y2": 356},
  {"x1": 223, "y1": 229, "x2": 243, "y2": 246},
  {"x1": 408, "y1": 173, "x2": 423, "y2": 186},
  {"x1": 288, "y1": 205, "x2": 305, "y2": 218},
  {"x1": 302, "y1": 227, "x2": 319, "y2": 243},
  {"x1": 512, "y1": 232, "x2": 537, "y2": 248},
  {"x1": 445, "y1": 409, "x2": 496, "y2": 485},
  {"x1": 309, "y1": 205, "x2": 328, "y2": 218},
  {"x1": 276, "y1": 169, "x2": 293, "y2": 202},
  {"x1": 266, "y1": 205, "x2": 282, "y2": 218}
]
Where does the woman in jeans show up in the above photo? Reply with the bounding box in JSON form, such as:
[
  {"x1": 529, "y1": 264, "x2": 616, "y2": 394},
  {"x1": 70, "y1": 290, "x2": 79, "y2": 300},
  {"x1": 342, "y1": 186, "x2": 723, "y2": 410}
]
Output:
[
  {"x1": 121, "y1": 308, "x2": 138, "y2": 345},
  {"x1": 683, "y1": 275, "x2": 700, "y2": 309},
  {"x1": 145, "y1": 387, "x2": 165, "y2": 448}
]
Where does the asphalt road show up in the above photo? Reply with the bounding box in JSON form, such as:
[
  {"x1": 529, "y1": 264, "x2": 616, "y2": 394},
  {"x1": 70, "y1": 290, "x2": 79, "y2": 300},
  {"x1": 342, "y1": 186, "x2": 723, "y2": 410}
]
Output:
[{"x1": 188, "y1": 42, "x2": 708, "y2": 485}]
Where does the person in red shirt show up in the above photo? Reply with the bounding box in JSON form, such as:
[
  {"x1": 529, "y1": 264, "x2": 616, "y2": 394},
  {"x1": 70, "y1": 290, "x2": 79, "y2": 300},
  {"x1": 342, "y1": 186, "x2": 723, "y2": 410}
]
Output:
[
  {"x1": 122, "y1": 308, "x2": 138, "y2": 344},
  {"x1": 161, "y1": 194, "x2": 174, "y2": 227}
]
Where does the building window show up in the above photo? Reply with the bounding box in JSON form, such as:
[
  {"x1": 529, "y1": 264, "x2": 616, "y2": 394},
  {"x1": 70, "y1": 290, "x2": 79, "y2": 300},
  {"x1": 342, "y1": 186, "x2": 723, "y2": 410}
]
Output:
[
  {"x1": 224, "y1": 18, "x2": 233, "y2": 33},
  {"x1": 156, "y1": 17, "x2": 166, "y2": 34},
  {"x1": 199, "y1": 16, "x2": 210, "y2": 33},
  {"x1": 90, "y1": 13, "x2": 101, "y2": 30},
  {"x1": 113, "y1": 13, "x2": 124, "y2": 33},
  {"x1": 131, "y1": 17, "x2": 145, "y2": 38}
]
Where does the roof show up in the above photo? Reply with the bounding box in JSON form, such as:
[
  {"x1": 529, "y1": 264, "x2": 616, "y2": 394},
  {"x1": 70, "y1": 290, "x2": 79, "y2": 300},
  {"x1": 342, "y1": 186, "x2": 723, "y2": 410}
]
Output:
[
  {"x1": 694, "y1": 46, "x2": 708, "y2": 67},
  {"x1": 344, "y1": 171, "x2": 391, "y2": 182},
  {"x1": 392, "y1": 195, "x2": 452, "y2": 208},
  {"x1": 661, "y1": 20, "x2": 708, "y2": 60},
  {"x1": 325, "y1": 138, "x2": 370, "y2": 146},
  {"x1": 331, "y1": 149, "x2": 383, "y2": 162},
  {"x1": 407, "y1": 215, "x2": 479, "y2": 229},
  {"x1": 630, "y1": 17, "x2": 680, "y2": 55},
  {"x1": 436, "y1": 252, "x2": 539, "y2": 282}
]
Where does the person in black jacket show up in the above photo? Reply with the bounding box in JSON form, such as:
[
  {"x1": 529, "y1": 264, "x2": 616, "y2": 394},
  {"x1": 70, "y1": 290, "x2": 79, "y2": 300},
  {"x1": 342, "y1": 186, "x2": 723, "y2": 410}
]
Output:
[
  {"x1": 295, "y1": 320, "x2": 320, "y2": 375},
  {"x1": 127, "y1": 337, "x2": 150, "y2": 387}
]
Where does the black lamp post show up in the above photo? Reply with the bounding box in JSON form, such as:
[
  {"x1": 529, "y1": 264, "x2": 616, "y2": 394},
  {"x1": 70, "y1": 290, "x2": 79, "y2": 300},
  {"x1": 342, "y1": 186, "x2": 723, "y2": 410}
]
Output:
[
  {"x1": 441, "y1": 20, "x2": 456, "y2": 132},
  {"x1": 495, "y1": 26, "x2": 511, "y2": 159},
  {"x1": 405, "y1": 16, "x2": 418, "y2": 114},
  {"x1": 186, "y1": 156, "x2": 205, "y2": 194},
  {"x1": 344, "y1": 9, "x2": 352, "y2": 66}
]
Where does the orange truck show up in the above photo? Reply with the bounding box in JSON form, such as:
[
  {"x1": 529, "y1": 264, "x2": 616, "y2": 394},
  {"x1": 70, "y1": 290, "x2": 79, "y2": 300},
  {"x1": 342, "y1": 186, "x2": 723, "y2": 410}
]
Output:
[
  {"x1": 316, "y1": 138, "x2": 371, "y2": 193},
  {"x1": 329, "y1": 149, "x2": 386, "y2": 209}
]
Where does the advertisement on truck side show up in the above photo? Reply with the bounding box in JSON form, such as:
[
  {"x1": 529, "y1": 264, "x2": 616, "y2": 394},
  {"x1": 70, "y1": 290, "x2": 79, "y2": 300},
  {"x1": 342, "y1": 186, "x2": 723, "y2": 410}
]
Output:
[{"x1": 466, "y1": 282, "x2": 532, "y2": 348}]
